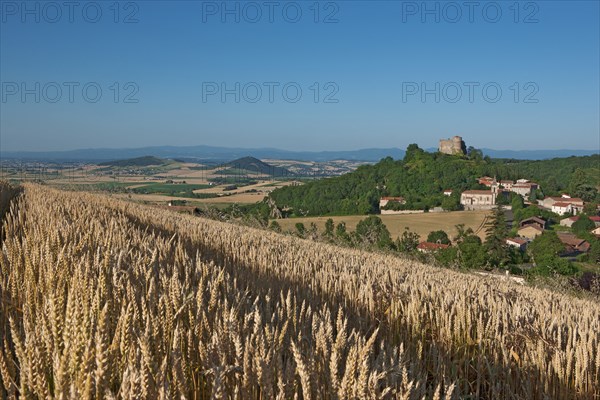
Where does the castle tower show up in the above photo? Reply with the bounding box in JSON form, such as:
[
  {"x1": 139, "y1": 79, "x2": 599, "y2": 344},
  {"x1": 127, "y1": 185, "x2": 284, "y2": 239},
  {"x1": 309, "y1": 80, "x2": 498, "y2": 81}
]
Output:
[{"x1": 438, "y1": 136, "x2": 467, "y2": 155}]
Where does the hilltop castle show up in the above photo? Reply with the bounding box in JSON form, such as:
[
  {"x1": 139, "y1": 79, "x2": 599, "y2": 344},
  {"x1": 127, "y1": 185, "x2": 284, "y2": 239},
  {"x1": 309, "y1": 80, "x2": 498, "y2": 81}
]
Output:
[{"x1": 439, "y1": 136, "x2": 466, "y2": 155}]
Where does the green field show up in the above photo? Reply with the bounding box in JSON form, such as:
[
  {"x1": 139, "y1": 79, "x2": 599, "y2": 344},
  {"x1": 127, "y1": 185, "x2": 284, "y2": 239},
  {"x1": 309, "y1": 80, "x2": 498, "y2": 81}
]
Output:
[{"x1": 129, "y1": 183, "x2": 214, "y2": 198}]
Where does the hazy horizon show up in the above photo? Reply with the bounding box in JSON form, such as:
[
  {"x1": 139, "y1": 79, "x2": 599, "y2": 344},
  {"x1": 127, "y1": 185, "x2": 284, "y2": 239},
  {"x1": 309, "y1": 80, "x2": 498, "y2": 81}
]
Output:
[{"x1": 1, "y1": 142, "x2": 598, "y2": 154}]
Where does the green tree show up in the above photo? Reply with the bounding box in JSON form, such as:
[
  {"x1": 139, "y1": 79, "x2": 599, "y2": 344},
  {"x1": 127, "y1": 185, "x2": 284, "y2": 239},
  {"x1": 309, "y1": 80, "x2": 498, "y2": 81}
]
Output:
[
  {"x1": 269, "y1": 220, "x2": 282, "y2": 232},
  {"x1": 441, "y1": 195, "x2": 461, "y2": 211},
  {"x1": 457, "y1": 235, "x2": 487, "y2": 269},
  {"x1": 468, "y1": 147, "x2": 483, "y2": 161},
  {"x1": 435, "y1": 247, "x2": 459, "y2": 266},
  {"x1": 323, "y1": 218, "x2": 335, "y2": 238},
  {"x1": 427, "y1": 230, "x2": 451, "y2": 245},
  {"x1": 513, "y1": 206, "x2": 558, "y2": 226},
  {"x1": 396, "y1": 227, "x2": 420, "y2": 252},
  {"x1": 528, "y1": 231, "x2": 565, "y2": 265},
  {"x1": 484, "y1": 205, "x2": 509, "y2": 267},
  {"x1": 307, "y1": 222, "x2": 319, "y2": 240},
  {"x1": 355, "y1": 216, "x2": 392, "y2": 249},
  {"x1": 295, "y1": 222, "x2": 306, "y2": 237},
  {"x1": 404, "y1": 143, "x2": 425, "y2": 162},
  {"x1": 568, "y1": 168, "x2": 588, "y2": 194},
  {"x1": 583, "y1": 202, "x2": 599, "y2": 216},
  {"x1": 573, "y1": 184, "x2": 599, "y2": 202},
  {"x1": 588, "y1": 237, "x2": 600, "y2": 264},
  {"x1": 453, "y1": 223, "x2": 475, "y2": 244},
  {"x1": 511, "y1": 194, "x2": 524, "y2": 212},
  {"x1": 572, "y1": 215, "x2": 595, "y2": 236},
  {"x1": 335, "y1": 222, "x2": 350, "y2": 243}
]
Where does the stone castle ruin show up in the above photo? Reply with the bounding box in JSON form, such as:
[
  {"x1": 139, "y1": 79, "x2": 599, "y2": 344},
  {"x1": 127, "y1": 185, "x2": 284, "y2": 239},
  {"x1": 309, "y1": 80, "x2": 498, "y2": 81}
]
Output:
[{"x1": 439, "y1": 136, "x2": 466, "y2": 155}]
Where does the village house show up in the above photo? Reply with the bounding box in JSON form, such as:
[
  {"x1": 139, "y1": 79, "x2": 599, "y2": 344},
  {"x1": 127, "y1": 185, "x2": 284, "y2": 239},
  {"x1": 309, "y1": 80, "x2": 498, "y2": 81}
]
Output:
[
  {"x1": 560, "y1": 216, "x2": 578, "y2": 227},
  {"x1": 592, "y1": 227, "x2": 600, "y2": 237},
  {"x1": 540, "y1": 196, "x2": 584, "y2": 210},
  {"x1": 500, "y1": 180, "x2": 514, "y2": 190},
  {"x1": 552, "y1": 202, "x2": 578, "y2": 216},
  {"x1": 478, "y1": 176, "x2": 494, "y2": 187},
  {"x1": 510, "y1": 182, "x2": 539, "y2": 197},
  {"x1": 517, "y1": 224, "x2": 544, "y2": 240},
  {"x1": 557, "y1": 232, "x2": 590, "y2": 256},
  {"x1": 461, "y1": 190, "x2": 495, "y2": 209},
  {"x1": 506, "y1": 237, "x2": 528, "y2": 251},
  {"x1": 476, "y1": 177, "x2": 538, "y2": 198},
  {"x1": 460, "y1": 186, "x2": 508, "y2": 210},
  {"x1": 417, "y1": 242, "x2": 450, "y2": 253},
  {"x1": 443, "y1": 189, "x2": 453, "y2": 196}
]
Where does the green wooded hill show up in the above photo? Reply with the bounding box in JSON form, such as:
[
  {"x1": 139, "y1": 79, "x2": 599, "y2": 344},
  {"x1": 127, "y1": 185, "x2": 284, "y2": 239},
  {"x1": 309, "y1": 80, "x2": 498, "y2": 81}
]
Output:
[
  {"x1": 221, "y1": 156, "x2": 292, "y2": 177},
  {"x1": 269, "y1": 145, "x2": 599, "y2": 216},
  {"x1": 98, "y1": 155, "x2": 168, "y2": 167}
]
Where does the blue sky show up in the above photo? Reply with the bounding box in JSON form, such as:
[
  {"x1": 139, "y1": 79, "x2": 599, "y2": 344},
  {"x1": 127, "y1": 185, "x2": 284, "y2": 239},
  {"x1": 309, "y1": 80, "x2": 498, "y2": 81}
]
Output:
[{"x1": 1, "y1": 0, "x2": 599, "y2": 152}]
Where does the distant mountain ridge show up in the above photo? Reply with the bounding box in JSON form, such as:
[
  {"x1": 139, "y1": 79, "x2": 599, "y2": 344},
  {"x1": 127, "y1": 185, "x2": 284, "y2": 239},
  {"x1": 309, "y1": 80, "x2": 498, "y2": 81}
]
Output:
[
  {"x1": 98, "y1": 156, "x2": 167, "y2": 167},
  {"x1": 1, "y1": 145, "x2": 597, "y2": 162},
  {"x1": 1, "y1": 145, "x2": 405, "y2": 162}
]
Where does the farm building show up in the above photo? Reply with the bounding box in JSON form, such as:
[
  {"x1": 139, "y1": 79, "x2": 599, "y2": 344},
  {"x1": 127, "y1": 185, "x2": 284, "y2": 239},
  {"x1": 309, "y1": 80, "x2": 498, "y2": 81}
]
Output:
[{"x1": 519, "y1": 217, "x2": 547, "y2": 230}]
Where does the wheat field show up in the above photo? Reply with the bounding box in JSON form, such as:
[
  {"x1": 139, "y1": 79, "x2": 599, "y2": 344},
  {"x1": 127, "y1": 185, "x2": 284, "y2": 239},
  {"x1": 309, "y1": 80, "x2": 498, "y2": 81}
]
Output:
[{"x1": 0, "y1": 183, "x2": 598, "y2": 399}]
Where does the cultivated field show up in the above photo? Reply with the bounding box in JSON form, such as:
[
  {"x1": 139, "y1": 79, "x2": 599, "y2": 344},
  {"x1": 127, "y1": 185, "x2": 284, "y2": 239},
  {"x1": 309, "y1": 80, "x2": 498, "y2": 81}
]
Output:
[
  {"x1": 275, "y1": 210, "x2": 490, "y2": 241},
  {"x1": 1, "y1": 183, "x2": 598, "y2": 399}
]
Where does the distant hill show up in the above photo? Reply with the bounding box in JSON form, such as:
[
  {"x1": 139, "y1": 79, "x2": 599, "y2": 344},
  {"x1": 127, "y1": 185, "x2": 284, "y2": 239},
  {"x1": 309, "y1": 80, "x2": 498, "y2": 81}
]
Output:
[
  {"x1": 98, "y1": 156, "x2": 168, "y2": 167},
  {"x1": 221, "y1": 156, "x2": 292, "y2": 177},
  {"x1": 480, "y1": 148, "x2": 599, "y2": 159},
  {"x1": 0, "y1": 146, "x2": 404, "y2": 162},
  {"x1": 1, "y1": 145, "x2": 597, "y2": 163}
]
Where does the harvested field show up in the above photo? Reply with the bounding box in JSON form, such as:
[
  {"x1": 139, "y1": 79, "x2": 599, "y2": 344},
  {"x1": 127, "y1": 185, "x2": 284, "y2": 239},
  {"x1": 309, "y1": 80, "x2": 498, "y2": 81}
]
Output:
[{"x1": 274, "y1": 210, "x2": 490, "y2": 241}]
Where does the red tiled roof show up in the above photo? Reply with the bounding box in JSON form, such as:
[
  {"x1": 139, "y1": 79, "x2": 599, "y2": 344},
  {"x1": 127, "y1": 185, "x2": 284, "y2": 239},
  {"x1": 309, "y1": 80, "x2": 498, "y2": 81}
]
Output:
[
  {"x1": 380, "y1": 196, "x2": 404, "y2": 201},
  {"x1": 417, "y1": 242, "x2": 450, "y2": 251}
]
